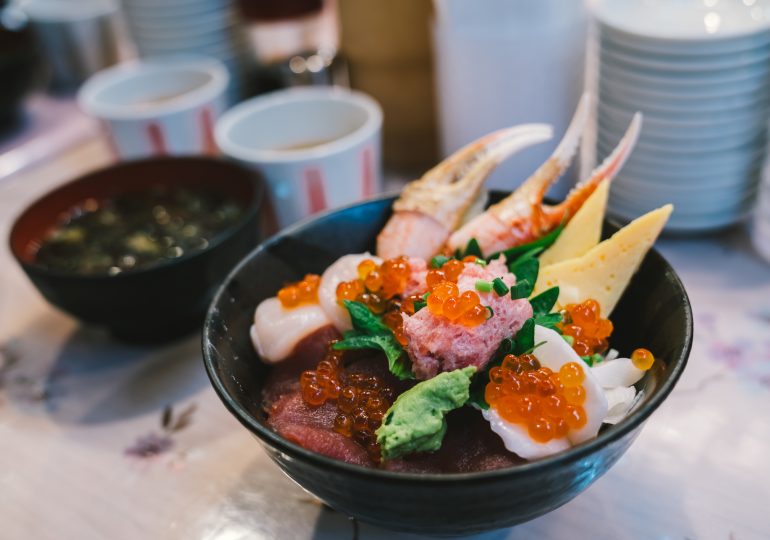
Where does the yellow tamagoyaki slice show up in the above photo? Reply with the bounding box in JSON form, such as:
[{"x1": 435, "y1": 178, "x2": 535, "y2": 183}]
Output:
[
  {"x1": 539, "y1": 179, "x2": 609, "y2": 266},
  {"x1": 533, "y1": 204, "x2": 673, "y2": 317}
]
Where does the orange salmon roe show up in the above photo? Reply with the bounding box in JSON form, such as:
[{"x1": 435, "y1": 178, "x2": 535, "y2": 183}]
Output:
[
  {"x1": 559, "y1": 299, "x2": 614, "y2": 357},
  {"x1": 485, "y1": 356, "x2": 588, "y2": 443},
  {"x1": 278, "y1": 274, "x2": 321, "y2": 308},
  {"x1": 426, "y1": 278, "x2": 487, "y2": 327},
  {"x1": 631, "y1": 348, "x2": 655, "y2": 370},
  {"x1": 336, "y1": 257, "x2": 411, "y2": 309},
  {"x1": 300, "y1": 343, "x2": 394, "y2": 461}
]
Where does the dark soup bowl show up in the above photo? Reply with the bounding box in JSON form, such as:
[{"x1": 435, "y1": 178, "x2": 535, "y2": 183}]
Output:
[
  {"x1": 202, "y1": 192, "x2": 692, "y2": 536},
  {"x1": 10, "y1": 157, "x2": 263, "y2": 343}
]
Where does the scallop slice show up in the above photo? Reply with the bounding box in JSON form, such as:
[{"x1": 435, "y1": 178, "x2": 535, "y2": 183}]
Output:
[
  {"x1": 604, "y1": 386, "x2": 637, "y2": 425},
  {"x1": 318, "y1": 253, "x2": 382, "y2": 331},
  {"x1": 591, "y1": 358, "x2": 645, "y2": 388},
  {"x1": 482, "y1": 408, "x2": 571, "y2": 460},
  {"x1": 251, "y1": 297, "x2": 332, "y2": 363},
  {"x1": 532, "y1": 325, "x2": 609, "y2": 445}
]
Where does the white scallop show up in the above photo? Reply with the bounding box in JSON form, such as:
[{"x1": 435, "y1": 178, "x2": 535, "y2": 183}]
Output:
[
  {"x1": 318, "y1": 252, "x2": 382, "y2": 332},
  {"x1": 250, "y1": 297, "x2": 332, "y2": 363},
  {"x1": 603, "y1": 386, "x2": 637, "y2": 425},
  {"x1": 532, "y1": 325, "x2": 609, "y2": 445},
  {"x1": 482, "y1": 407, "x2": 571, "y2": 460},
  {"x1": 591, "y1": 358, "x2": 645, "y2": 389}
]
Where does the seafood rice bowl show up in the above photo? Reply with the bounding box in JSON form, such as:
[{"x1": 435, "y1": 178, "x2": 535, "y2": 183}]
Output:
[{"x1": 204, "y1": 94, "x2": 692, "y2": 533}]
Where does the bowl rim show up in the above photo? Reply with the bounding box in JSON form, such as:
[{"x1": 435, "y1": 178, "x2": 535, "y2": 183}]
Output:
[
  {"x1": 8, "y1": 156, "x2": 264, "y2": 281},
  {"x1": 202, "y1": 193, "x2": 693, "y2": 482}
]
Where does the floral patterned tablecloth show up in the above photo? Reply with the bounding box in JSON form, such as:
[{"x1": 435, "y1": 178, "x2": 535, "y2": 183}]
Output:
[{"x1": 1, "y1": 140, "x2": 769, "y2": 540}]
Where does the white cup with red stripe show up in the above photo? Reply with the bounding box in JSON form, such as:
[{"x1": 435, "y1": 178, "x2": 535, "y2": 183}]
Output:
[
  {"x1": 78, "y1": 56, "x2": 229, "y2": 159},
  {"x1": 215, "y1": 87, "x2": 383, "y2": 229}
]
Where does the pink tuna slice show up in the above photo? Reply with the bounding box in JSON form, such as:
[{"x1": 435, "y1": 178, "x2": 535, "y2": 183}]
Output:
[
  {"x1": 402, "y1": 257, "x2": 533, "y2": 379},
  {"x1": 267, "y1": 392, "x2": 373, "y2": 466}
]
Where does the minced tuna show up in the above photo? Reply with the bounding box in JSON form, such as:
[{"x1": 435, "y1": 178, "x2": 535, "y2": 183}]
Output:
[{"x1": 402, "y1": 257, "x2": 532, "y2": 379}]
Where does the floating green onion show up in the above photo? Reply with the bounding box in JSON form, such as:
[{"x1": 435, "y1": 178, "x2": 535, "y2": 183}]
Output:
[
  {"x1": 492, "y1": 277, "x2": 509, "y2": 296},
  {"x1": 475, "y1": 280, "x2": 493, "y2": 293}
]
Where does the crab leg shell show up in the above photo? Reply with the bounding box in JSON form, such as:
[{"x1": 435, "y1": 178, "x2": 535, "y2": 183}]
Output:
[
  {"x1": 489, "y1": 93, "x2": 592, "y2": 226},
  {"x1": 446, "y1": 94, "x2": 592, "y2": 253},
  {"x1": 392, "y1": 124, "x2": 553, "y2": 231},
  {"x1": 542, "y1": 112, "x2": 642, "y2": 226}
]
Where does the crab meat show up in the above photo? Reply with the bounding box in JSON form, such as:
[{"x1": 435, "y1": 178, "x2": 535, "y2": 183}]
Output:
[
  {"x1": 376, "y1": 124, "x2": 553, "y2": 260},
  {"x1": 448, "y1": 95, "x2": 642, "y2": 257}
]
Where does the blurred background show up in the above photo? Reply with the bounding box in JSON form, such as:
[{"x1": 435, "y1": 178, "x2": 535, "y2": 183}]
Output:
[
  {"x1": 2, "y1": 0, "x2": 770, "y2": 256},
  {"x1": 1, "y1": 2, "x2": 769, "y2": 539}
]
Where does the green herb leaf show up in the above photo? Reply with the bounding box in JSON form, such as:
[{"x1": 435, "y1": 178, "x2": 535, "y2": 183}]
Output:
[
  {"x1": 530, "y1": 286, "x2": 560, "y2": 318},
  {"x1": 430, "y1": 255, "x2": 450, "y2": 269},
  {"x1": 463, "y1": 238, "x2": 483, "y2": 258},
  {"x1": 512, "y1": 318, "x2": 535, "y2": 355},
  {"x1": 344, "y1": 300, "x2": 391, "y2": 335},
  {"x1": 488, "y1": 221, "x2": 566, "y2": 263},
  {"x1": 492, "y1": 277, "x2": 509, "y2": 297},
  {"x1": 510, "y1": 254, "x2": 539, "y2": 284},
  {"x1": 475, "y1": 280, "x2": 492, "y2": 293},
  {"x1": 522, "y1": 340, "x2": 547, "y2": 355},
  {"x1": 334, "y1": 335, "x2": 414, "y2": 379},
  {"x1": 413, "y1": 300, "x2": 427, "y2": 312},
  {"x1": 562, "y1": 334, "x2": 575, "y2": 346},
  {"x1": 534, "y1": 312, "x2": 563, "y2": 330},
  {"x1": 338, "y1": 300, "x2": 415, "y2": 380},
  {"x1": 580, "y1": 353, "x2": 603, "y2": 367}
]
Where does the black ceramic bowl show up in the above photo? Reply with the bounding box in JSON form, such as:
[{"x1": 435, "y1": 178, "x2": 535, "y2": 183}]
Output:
[
  {"x1": 10, "y1": 157, "x2": 263, "y2": 343},
  {"x1": 202, "y1": 193, "x2": 692, "y2": 536}
]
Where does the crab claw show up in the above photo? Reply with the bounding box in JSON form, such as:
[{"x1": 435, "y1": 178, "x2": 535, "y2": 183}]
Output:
[
  {"x1": 448, "y1": 95, "x2": 642, "y2": 257},
  {"x1": 376, "y1": 124, "x2": 553, "y2": 260}
]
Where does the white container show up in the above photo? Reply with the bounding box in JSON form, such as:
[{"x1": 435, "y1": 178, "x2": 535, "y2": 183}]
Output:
[
  {"x1": 78, "y1": 57, "x2": 229, "y2": 159},
  {"x1": 23, "y1": 0, "x2": 124, "y2": 90},
  {"x1": 215, "y1": 87, "x2": 383, "y2": 229},
  {"x1": 432, "y1": 0, "x2": 589, "y2": 195}
]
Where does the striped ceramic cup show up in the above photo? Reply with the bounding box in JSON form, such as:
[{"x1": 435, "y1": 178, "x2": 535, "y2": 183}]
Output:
[
  {"x1": 215, "y1": 87, "x2": 383, "y2": 229},
  {"x1": 78, "y1": 56, "x2": 229, "y2": 159}
]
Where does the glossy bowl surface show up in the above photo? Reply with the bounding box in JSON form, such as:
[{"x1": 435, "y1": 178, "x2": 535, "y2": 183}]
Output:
[
  {"x1": 10, "y1": 157, "x2": 263, "y2": 342},
  {"x1": 202, "y1": 193, "x2": 692, "y2": 535}
]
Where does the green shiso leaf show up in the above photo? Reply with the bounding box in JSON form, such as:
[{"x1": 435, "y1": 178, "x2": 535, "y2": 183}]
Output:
[
  {"x1": 333, "y1": 300, "x2": 415, "y2": 380},
  {"x1": 530, "y1": 286, "x2": 559, "y2": 318},
  {"x1": 463, "y1": 238, "x2": 483, "y2": 258},
  {"x1": 430, "y1": 255, "x2": 450, "y2": 269},
  {"x1": 488, "y1": 221, "x2": 566, "y2": 263}
]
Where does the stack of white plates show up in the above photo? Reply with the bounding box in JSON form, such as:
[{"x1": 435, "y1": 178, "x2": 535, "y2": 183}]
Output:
[
  {"x1": 752, "y1": 163, "x2": 770, "y2": 263},
  {"x1": 595, "y1": 0, "x2": 770, "y2": 232},
  {"x1": 120, "y1": 0, "x2": 254, "y2": 103}
]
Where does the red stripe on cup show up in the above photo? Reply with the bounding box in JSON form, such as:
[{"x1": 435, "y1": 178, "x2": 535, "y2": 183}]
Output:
[
  {"x1": 362, "y1": 145, "x2": 375, "y2": 198},
  {"x1": 200, "y1": 106, "x2": 217, "y2": 155},
  {"x1": 304, "y1": 168, "x2": 327, "y2": 214},
  {"x1": 147, "y1": 122, "x2": 167, "y2": 155}
]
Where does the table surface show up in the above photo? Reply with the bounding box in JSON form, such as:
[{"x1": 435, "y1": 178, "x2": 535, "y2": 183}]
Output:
[{"x1": 1, "y1": 139, "x2": 769, "y2": 540}]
